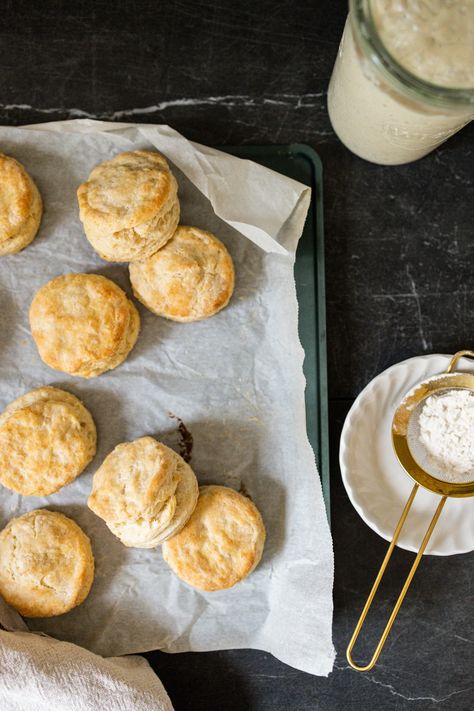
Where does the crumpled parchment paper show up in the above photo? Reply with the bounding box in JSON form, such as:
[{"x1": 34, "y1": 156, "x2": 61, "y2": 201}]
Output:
[{"x1": 0, "y1": 120, "x2": 334, "y2": 676}]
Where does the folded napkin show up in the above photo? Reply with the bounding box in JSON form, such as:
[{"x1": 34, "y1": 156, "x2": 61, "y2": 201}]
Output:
[{"x1": 0, "y1": 597, "x2": 174, "y2": 711}]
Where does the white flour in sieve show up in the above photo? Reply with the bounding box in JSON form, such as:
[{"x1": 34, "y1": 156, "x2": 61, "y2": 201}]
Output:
[{"x1": 417, "y1": 389, "x2": 474, "y2": 483}]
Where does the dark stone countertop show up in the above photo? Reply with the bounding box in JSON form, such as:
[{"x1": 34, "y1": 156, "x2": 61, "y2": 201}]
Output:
[{"x1": 1, "y1": 1, "x2": 473, "y2": 709}]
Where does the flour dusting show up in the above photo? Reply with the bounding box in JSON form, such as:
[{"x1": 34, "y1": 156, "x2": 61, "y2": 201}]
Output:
[{"x1": 418, "y1": 389, "x2": 474, "y2": 482}]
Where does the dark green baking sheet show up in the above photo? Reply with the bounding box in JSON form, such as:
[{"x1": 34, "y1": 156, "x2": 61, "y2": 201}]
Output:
[{"x1": 221, "y1": 144, "x2": 330, "y2": 522}]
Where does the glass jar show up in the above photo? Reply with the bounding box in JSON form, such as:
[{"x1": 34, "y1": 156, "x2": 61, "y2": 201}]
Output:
[{"x1": 327, "y1": 1, "x2": 474, "y2": 165}]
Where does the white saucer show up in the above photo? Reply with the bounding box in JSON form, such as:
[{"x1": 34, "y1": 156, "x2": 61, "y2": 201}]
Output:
[{"x1": 339, "y1": 354, "x2": 474, "y2": 556}]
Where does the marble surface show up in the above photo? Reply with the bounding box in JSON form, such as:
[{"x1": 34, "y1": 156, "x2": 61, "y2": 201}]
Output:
[{"x1": 1, "y1": 1, "x2": 473, "y2": 709}]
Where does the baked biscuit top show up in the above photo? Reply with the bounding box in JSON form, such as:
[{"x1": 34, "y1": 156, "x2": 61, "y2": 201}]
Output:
[
  {"x1": 162, "y1": 485, "x2": 266, "y2": 591},
  {"x1": 129, "y1": 226, "x2": 235, "y2": 322},
  {"x1": 0, "y1": 386, "x2": 96, "y2": 496},
  {"x1": 77, "y1": 150, "x2": 178, "y2": 232},
  {"x1": 0, "y1": 509, "x2": 94, "y2": 618},
  {"x1": 29, "y1": 273, "x2": 137, "y2": 376},
  {"x1": 88, "y1": 437, "x2": 180, "y2": 527},
  {"x1": 0, "y1": 153, "x2": 38, "y2": 242}
]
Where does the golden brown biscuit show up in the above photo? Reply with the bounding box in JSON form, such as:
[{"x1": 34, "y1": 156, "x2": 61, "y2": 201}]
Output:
[
  {"x1": 129, "y1": 226, "x2": 235, "y2": 322},
  {"x1": 162, "y1": 485, "x2": 266, "y2": 591},
  {"x1": 108, "y1": 454, "x2": 199, "y2": 547},
  {"x1": 0, "y1": 509, "x2": 94, "y2": 617},
  {"x1": 29, "y1": 273, "x2": 140, "y2": 378},
  {"x1": 0, "y1": 153, "x2": 42, "y2": 256},
  {"x1": 0, "y1": 386, "x2": 96, "y2": 496},
  {"x1": 88, "y1": 437, "x2": 199, "y2": 548},
  {"x1": 77, "y1": 150, "x2": 180, "y2": 262},
  {"x1": 83, "y1": 199, "x2": 180, "y2": 262}
]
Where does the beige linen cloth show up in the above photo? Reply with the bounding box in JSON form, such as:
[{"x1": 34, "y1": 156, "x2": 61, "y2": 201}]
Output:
[{"x1": 0, "y1": 596, "x2": 174, "y2": 711}]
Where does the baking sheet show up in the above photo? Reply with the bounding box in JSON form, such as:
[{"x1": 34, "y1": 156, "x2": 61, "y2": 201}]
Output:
[
  {"x1": 0, "y1": 121, "x2": 335, "y2": 676},
  {"x1": 227, "y1": 144, "x2": 330, "y2": 519}
]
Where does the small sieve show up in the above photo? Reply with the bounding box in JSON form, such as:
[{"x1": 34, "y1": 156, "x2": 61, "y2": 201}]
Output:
[{"x1": 347, "y1": 350, "x2": 474, "y2": 672}]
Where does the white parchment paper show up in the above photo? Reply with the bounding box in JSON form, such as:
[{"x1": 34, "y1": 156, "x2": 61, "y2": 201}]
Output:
[{"x1": 0, "y1": 121, "x2": 335, "y2": 676}]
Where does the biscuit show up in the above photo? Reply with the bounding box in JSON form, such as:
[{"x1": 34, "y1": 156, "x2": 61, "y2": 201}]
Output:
[
  {"x1": 0, "y1": 153, "x2": 42, "y2": 256},
  {"x1": 29, "y1": 273, "x2": 140, "y2": 378},
  {"x1": 129, "y1": 226, "x2": 235, "y2": 322},
  {"x1": 88, "y1": 437, "x2": 199, "y2": 548},
  {"x1": 0, "y1": 386, "x2": 96, "y2": 496},
  {"x1": 162, "y1": 485, "x2": 266, "y2": 591},
  {"x1": 0, "y1": 509, "x2": 94, "y2": 617},
  {"x1": 83, "y1": 199, "x2": 180, "y2": 262},
  {"x1": 77, "y1": 150, "x2": 180, "y2": 262}
]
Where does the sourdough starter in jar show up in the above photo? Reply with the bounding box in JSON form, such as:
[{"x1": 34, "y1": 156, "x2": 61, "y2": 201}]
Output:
[{"x1": 328, "y1": 1, "x2": 474, "y2": 165}]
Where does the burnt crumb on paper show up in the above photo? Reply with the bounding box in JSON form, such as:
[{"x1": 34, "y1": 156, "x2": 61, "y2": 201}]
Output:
[
  {"x1": 168, "y1": 413, "x2": 193, "y2": 463},
  {"x1": 239, "y1": 482, "x2": 252, "y2": 500}
]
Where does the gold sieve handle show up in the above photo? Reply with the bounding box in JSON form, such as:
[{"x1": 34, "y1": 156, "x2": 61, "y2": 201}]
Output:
[
  {"x1": 346, "y1": 485, "x2": 447, "y2": 672},
  {"x1": 446, "y1": 350, "x2": 474, "y2": 373}
]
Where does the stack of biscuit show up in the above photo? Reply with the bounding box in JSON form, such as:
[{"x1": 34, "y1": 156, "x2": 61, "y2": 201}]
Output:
[
  {"x1": 77, "y1": 150, "x2": 235, "y2": 323},
  {"x1": 88, "y1": 438, "x2": 266, "y2": 590},
  {"x1": 77, "y1": 151, "x2": 180, "y2": 262},
  {"x1": 88, "y1": 436, "x2": 199, "y2": 547}
]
